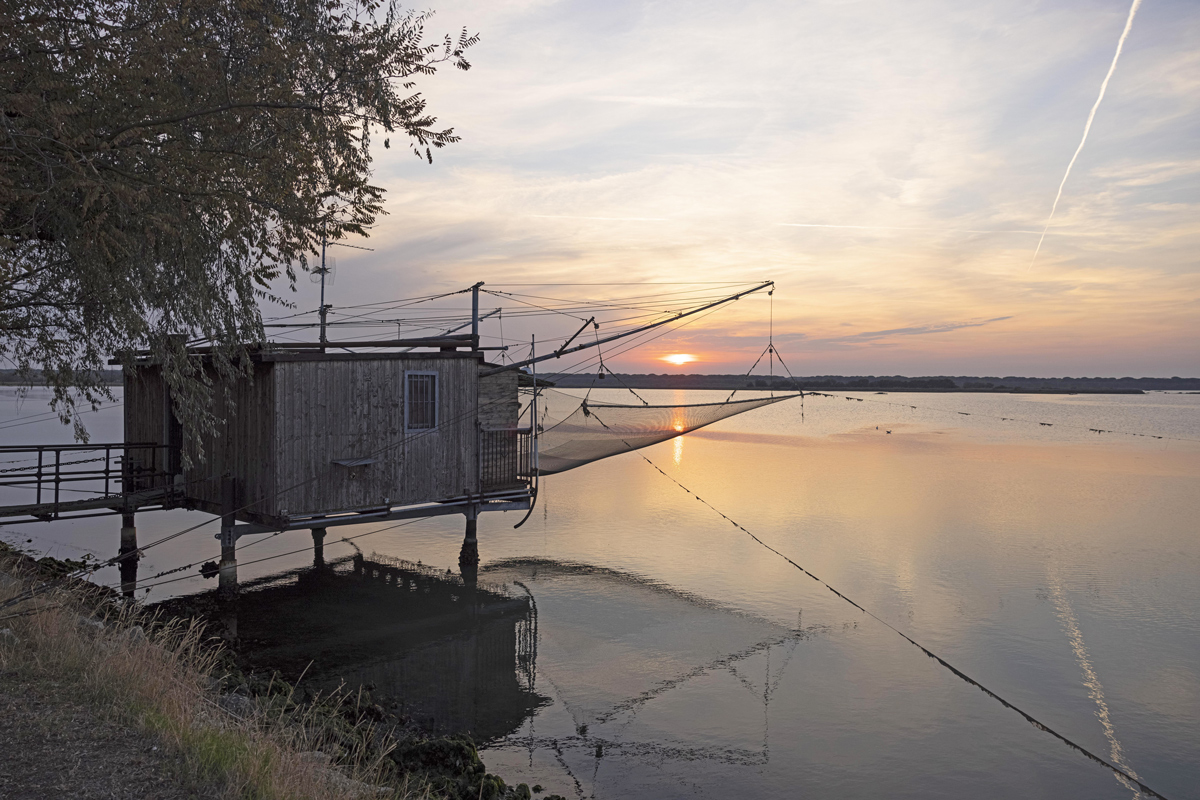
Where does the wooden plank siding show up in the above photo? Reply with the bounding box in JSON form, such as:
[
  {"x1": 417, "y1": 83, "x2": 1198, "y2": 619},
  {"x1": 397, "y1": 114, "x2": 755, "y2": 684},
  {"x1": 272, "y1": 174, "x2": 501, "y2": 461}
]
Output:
[
  {"x1": 123, "y1": 366, "x2": 165, "y2": 456},
  {"x1": 124, "y1": 363, "x2": 276, "y2": 519},
  {"x1": 122, "y1": 366, "x2": 167, "y2": 490},
  {"x1": 181, "y1": 362, "x2": 276, "y2": 519},
  {"x1": 271, "y1": 355, "x2": 481, "y2": 517},
  {"x1": 124, "y1": 352, "x2": 521, "y2": 524},
  {"x1": 477, "y1": 371, "x2": 519, "y2": 428}
]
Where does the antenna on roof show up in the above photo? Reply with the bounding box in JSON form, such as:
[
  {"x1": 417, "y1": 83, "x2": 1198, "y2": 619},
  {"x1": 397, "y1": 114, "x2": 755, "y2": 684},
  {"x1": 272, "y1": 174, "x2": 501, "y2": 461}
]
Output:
[{"x1": 311, "y1": 255, "x2": 336, "y2": 287}]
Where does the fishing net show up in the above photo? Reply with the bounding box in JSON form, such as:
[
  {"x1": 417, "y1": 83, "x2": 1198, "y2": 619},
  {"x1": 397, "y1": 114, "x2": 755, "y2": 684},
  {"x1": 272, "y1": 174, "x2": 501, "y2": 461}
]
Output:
[{"x1": 535, "y1": 394, "x2": 796, "y2": 474}]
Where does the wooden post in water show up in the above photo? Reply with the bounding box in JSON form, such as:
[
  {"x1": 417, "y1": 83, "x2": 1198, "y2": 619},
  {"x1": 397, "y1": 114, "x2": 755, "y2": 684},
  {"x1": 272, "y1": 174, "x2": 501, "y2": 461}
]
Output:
[
  {"x1": 312, "y1": 527, "x2": 326, "y2": 568},
  {"x1": 218, "y1": 477, "x2": 238, "y2": 599},
  {"x1": 118, "y1": 510, "x2": 138, "y2": 598},
  {"x1": 459, "y1": 502, "x2": 479, "y2": 586}
]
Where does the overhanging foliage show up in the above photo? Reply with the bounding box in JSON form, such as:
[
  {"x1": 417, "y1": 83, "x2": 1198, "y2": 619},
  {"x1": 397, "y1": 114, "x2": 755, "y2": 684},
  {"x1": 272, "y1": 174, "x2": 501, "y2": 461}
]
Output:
[{"x1": 1, "y1": 0, "x2": 475, "y2": 459}]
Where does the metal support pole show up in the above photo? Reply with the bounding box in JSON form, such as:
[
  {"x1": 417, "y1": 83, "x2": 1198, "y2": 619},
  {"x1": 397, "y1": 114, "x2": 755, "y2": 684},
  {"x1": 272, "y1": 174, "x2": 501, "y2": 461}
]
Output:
[
  {"x1": 531, "y1": 336, "x2": 539, "y2": 477},
  {"x1": 312, "y1": 527, "x2": 326, "y2": 568},
  {"x1": 218, "y1": 477, "x2": 238, "y2": 599},
  {"x1": 319, "y1": 225, "x2": 329, "y2": 349},
  {"x1": 119, "y1": 510, "x2": 138, "y2": 599},
  {"x1": 471, "y1": 281, "x2": 483, "y2": 351}
]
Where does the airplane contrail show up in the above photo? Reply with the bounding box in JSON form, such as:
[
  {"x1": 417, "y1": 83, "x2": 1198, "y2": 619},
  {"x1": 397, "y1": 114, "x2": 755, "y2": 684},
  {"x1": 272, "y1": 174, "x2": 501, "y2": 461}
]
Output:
[{"x1": 1029, "y1": 0, "x2": 1142, "y2": 270}]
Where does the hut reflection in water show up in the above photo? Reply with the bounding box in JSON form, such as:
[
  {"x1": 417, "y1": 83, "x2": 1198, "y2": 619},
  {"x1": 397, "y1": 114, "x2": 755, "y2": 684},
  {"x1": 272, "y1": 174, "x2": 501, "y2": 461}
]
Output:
[{"x1": 187, "y1": 554, "x2": 546, "y2": 743}]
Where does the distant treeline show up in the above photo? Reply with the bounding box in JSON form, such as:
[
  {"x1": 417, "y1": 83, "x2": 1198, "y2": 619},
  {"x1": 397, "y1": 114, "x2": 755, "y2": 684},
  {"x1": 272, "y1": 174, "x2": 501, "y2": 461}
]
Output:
[
  {"x1": 4, "y1": 368, "x2": 1197, "y2": 394},
  {"x1": 546, "y1": 373, "x2": 1200, "y2": 393}
]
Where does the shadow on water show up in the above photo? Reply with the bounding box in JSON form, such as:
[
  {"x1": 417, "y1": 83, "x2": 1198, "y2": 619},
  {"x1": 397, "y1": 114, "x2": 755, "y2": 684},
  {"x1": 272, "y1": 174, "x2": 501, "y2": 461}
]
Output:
[{"x1": 156, "y1": 553, "x2": 549, "y2": 743}]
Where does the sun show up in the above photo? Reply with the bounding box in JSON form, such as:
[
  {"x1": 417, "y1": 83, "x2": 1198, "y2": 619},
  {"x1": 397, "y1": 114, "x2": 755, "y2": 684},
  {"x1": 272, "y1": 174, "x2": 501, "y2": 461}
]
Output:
[{"x1": 662, "y1": 353, "x2": 697, "y2": 366}]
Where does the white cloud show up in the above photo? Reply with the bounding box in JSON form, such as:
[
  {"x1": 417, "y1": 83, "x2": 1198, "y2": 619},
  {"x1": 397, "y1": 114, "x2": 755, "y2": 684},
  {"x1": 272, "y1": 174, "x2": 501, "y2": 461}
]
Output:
[{"x1": 281, "y1": 0, "x2": 1200, "y2": 376}]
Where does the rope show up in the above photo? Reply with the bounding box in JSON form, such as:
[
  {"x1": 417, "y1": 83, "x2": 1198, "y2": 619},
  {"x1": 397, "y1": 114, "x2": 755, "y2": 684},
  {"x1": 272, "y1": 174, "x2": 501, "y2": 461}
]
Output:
[
  {"x1": 722, "y1": 343, "x2": 773, "y2": 405},
  {"x1": 0, "y1": 455, "x2": 108, "y2": 474},
  {"x1": 583, "y1": 407, "x2": 1170, "y2": 800},
  {"x1": 769, "y1": 289, "x2": 774, "y2": 396},
  {"x1": 0, "y1": 402, "x2": 124, "y2": 432},
  {"x1": 482, "y1": 289, "x2": 591, "y2": 322},
  {"x1": 588, "y1": 323, "x2": 648, "y2": 406},
  {"x1": 602, "y1": 364, "x2": 650, "y2": 406}
]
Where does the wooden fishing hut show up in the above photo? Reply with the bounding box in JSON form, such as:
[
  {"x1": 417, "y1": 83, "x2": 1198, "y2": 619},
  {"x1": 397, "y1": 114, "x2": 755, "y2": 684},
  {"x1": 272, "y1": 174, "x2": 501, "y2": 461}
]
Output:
[{"x1": 121, "y1": 295, "x2": 535, "y2": 595}]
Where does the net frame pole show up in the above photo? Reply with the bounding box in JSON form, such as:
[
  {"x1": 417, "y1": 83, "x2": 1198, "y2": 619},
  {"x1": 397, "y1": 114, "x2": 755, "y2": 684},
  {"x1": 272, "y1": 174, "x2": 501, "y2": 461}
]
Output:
[
  {"x1": 531, "y1": 335, "x2": 540, "y2": 479},
  {"x1": 480, "y1": 281, "x2": 774, "y2": 376},
  {"x1": 471, "y1": 281, "x2": 482, "y2": 350}
]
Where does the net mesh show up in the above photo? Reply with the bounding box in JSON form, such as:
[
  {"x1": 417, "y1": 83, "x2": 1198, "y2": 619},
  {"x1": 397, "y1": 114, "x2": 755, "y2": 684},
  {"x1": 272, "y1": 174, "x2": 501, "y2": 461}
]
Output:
[{"x1": 535, "y1": 394, "x2": 795, "y2": 474}]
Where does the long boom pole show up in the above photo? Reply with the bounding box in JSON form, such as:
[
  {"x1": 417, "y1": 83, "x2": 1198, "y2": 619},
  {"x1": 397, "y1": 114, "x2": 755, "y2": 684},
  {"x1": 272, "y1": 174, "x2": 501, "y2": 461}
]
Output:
[{"x1": 480, "y1": 280, "x2": 774, "y2": 376}]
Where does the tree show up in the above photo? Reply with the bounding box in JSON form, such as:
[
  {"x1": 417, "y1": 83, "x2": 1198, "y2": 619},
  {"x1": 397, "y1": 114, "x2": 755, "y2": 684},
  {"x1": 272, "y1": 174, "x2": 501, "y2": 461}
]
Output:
[{"x1": 1, "y1": 0, "x2": 475, "y2": 458}]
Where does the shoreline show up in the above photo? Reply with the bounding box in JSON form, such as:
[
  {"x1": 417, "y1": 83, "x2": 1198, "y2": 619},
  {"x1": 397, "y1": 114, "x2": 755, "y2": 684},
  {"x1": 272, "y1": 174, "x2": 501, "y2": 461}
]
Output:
[{"x1": 0, "y1": 545, "x2": 548, "y2": 800}]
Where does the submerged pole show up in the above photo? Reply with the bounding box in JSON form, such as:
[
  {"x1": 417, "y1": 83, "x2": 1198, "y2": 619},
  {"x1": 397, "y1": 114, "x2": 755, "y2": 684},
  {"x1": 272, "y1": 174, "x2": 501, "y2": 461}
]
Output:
[
  {"x1": 459, "y1": 503, "x2": 479, "y2": 585},
  {"x1": 312, "y1": 527, "x2": 326, "y2": 568},
  {"x1": 218, "y1": 477, "x2": 238, "y2": 599},
  {"x1": 118, "y1": 510, "x2": 138, "y2": 598}
]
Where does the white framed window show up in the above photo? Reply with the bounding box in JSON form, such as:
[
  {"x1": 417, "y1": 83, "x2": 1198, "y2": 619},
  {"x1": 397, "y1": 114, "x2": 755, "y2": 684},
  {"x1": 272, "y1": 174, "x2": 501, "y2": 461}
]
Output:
[{"x1": 405, "y1": 371, "x2": 438, "y2": 431}]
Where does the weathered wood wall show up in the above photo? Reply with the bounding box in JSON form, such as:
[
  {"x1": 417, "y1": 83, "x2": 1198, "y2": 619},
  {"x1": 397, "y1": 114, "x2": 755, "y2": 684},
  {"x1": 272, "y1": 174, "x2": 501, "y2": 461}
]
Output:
[
  {"x1": 125, "y1": 353, "x2": 524, "y2": 522},
  {"x1": 184, "y1": 362, "x2": 276, "y2": 519},
  {"x1": 123, "y1": 363, "x2": 276, "y2": 518},
  {"x1": 123, "y1": 366, "x2": 165, "y2": 457},
  {"x1": 477, "y1": 371, "x2": 519, "y2": 429},
  {"x1": 271, "y1": 354, "x2": 480, "y2": 517}
]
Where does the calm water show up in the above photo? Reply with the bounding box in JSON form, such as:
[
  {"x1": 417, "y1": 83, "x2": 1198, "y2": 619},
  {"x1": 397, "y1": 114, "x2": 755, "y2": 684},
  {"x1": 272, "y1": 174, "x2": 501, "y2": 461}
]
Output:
[{"x1": 2, "y1": 387, "x2": 1198, "y2": 798}]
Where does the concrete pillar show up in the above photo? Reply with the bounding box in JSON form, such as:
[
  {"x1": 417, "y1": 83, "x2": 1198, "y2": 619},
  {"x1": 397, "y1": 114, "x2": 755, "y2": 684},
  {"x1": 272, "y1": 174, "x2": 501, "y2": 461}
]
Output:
[
  {"x1": 218, "y1": 477, "x2": 238, "y2": 599},
  {"x1": 312, "y1": 528, "x2": 326, "y2": 568},
  {"x1": 118, "y1": 511, "x2": 138, "y2": 599}
]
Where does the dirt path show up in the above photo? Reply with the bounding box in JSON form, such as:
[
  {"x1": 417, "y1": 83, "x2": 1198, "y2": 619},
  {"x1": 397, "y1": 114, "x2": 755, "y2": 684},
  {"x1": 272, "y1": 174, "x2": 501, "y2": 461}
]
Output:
[{"x1": 0, "y1": 676, "x2": 219, "y2": 800}]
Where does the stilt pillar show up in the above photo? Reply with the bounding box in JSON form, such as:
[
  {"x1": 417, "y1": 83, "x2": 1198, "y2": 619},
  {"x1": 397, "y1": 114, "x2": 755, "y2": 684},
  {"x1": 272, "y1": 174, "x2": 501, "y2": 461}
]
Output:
[
  {"x1": 118, "y1": 511, "x2": 138, "y2": 599},
  {"x1": 312, "y1": 528, "x2": 326, "y2": 568},
  {"x1": 218, "y1": 477, "x2": 238, "y2": 600},
  {"x1": 459, "y1": 504, "x2": 479, "y2": 586}
]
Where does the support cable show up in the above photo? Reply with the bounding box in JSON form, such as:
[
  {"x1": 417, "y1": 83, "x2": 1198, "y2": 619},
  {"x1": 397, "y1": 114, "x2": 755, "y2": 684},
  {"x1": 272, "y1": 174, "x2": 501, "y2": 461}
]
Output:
[
  {"x1": 583, "y1": 407, "x2": 1171, "y2": 800},
  {"x1": 721, "y1": 344, "x2": 774, "y2": 405}
]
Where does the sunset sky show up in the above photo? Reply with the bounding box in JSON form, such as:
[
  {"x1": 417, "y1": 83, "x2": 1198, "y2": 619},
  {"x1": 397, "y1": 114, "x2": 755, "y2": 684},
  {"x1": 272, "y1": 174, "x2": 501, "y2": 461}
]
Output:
[{"x1": 285, "y1": 0, "x2": 1199, "y2": 377}]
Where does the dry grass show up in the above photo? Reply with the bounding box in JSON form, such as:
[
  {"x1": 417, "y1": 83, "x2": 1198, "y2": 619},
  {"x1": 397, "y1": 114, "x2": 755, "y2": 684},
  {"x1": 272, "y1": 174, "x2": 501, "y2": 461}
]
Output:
[{"x1": 0, "y1": 558, "x2": 434, "y2": 800}]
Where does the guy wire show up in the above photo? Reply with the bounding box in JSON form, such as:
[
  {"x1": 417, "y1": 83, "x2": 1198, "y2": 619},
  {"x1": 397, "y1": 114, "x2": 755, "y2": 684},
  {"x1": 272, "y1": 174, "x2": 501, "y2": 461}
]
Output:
[{"x1": 583, "y1": 407, "x2": 1170, "y2": 800}]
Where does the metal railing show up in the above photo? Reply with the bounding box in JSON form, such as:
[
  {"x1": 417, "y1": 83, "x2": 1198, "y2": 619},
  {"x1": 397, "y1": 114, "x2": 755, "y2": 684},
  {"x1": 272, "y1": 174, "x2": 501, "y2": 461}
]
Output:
[
  {"x1": 0, "y1": 443, "x2": 178, "y2": 519},
  {"x1": 479, "y1": 427, "x2": 533, "y2": 492}
]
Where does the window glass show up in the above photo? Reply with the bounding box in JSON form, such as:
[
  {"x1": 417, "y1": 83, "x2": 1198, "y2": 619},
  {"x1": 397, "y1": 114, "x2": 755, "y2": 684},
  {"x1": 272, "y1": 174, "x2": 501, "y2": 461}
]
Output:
[{"x1": 406, "y1": 373, "x2": 437, "y2": 430}]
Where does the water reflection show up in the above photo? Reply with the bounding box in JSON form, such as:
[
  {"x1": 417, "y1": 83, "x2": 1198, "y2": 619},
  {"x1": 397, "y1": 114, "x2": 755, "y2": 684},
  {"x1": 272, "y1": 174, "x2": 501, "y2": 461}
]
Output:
[
  {"x1": 477, "y1": 559, "x2": 819, "y2": 793},
  {"x1": 7, "y1": 389, "x2": 1200, "y2": 798},
  {"x1": 1046, "y1": 565, "x2": 1142, "y2": 796},
  {"x1": 164, "y1": 554, "x2": 547, "y2": 741}
]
